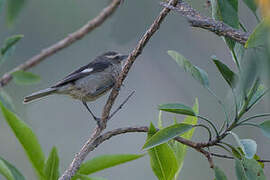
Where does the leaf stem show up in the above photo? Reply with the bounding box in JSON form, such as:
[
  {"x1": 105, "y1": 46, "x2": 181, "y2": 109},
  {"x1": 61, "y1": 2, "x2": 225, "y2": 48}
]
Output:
[
  {"x1": 197, "y1": 115, "x2": 219, "y2": 138},
  {"x1": 238, "y1": 113, "x2": 270, "y2": 125}
]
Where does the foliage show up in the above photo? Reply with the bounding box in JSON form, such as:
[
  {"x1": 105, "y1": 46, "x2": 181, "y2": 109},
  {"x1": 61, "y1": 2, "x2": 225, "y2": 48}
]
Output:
[{"x1": 1, "y1": 0, "x2": 270, "y2": 179}]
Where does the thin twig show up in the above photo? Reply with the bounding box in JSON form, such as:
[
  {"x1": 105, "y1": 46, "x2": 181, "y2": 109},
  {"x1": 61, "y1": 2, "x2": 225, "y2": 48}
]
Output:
[
  {"x1": 160, "y1": 1, "x2": 249, "y2": 44},
  {"x1": 211, "y1": 152, "x2": 270, "y2": 163},
  {"x1": 108, "y1": 91, "x2": 135, "y2": 120},
  {"x1": 59, "y1": 0, "x2": 178, "y2": 179},
  {"x1": 0, "y1": 0, "x2": 122, "y2": 88}
]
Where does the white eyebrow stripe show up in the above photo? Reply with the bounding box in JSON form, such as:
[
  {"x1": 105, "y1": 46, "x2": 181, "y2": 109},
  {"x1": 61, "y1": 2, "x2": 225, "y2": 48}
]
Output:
[{"x1": 81, "y1": 68, "x2": 94, "y2": 73}]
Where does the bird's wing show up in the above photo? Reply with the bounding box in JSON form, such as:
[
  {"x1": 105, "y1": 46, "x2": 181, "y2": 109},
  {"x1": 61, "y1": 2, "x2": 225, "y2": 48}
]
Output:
[{"x1": 52, "y1": 61, "x2": 111, "y2": 88}]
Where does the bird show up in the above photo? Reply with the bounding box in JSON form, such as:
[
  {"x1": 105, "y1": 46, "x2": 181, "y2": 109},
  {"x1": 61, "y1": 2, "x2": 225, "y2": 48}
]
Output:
[{"x1": 24, "y1": 51, "x2": 128, "y2": 123}]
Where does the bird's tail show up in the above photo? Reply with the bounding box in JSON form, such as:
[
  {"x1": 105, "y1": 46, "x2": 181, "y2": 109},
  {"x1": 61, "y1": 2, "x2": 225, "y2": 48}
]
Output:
[{"x1": 23, "y1": 88, "x2": 57, "y2": 103}]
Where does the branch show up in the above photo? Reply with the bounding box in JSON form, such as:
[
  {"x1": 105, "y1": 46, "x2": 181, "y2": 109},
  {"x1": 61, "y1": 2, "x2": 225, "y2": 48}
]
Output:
[
  {"x1": 0, "y1": 0, "x2": 122, "y2": 88},
  {"x1": 160, "y1": 1, "x2": 249, "y2": 44},
  {"x1": 59, "y1": 0, "x2": 179, "y2": 179}
]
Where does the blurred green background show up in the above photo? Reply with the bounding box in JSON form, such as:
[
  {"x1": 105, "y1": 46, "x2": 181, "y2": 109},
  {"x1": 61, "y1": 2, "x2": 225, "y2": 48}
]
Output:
[{"x1": 0, "y1": 0, "x2": 269, "y2": 179}]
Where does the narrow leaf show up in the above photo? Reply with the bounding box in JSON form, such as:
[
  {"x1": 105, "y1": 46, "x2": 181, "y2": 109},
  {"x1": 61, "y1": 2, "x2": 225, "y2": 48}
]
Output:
[
  {"x1": 0, "y1": 102, "x2": 45, "y2": 179},
  {"x1": 78, "y1": 154, "x2": 143, "y2": 175},
  {"x1": 214, "y1": 166, "x2": 228, "y2": 180},
  {"x1": 168, "y1": 50, "x2": 209, "y2": 87},
  {"x1": 259, "y1": 120, "x2": 270, "y2": 138},
  {"x1": 0, "y1": 35, "x2": 23, "y2": 64},
  {"x1": 211, "y1": 0, "x2": 239, "y2": 50},
  {"x1": 212, "y1": 57, "x2": 237, "y2": 88},
  {"x1": 248, "y1": 85, "x2": 267, "y2": 109},
  {"x1": 170, "y1": 98, "x2": 199, "y2": 178},
  {"x1": 143, "y1": 123, "x2": 193, "y2": 150},
  {"x1": 0, "y1": 157, "x2": 25, "y2": 180},
  {"x1": 44, "y1": 147, "x2": 59, "y2": 180},
  {"x1": 12, "y1": 70, "x2": 41, "y2": 85},
  {"x1": 235, "y1": 158, "x2": 266, "y2": 180},
  {"x1": 6, "y1": 0, "x2": 25, "y2": 25},
  {"x1": 245, "y1": 19, "x2": 269, "y2": 48},
  {"x1": 158, "y1": 103, "x2": 196, "y2": 116},
  {"x1": 0, "y1": 90, "x2": 15, "y2": 111},
  {"x1": 242, "y1": 0, "x2": 257, "y2": 15},
  {"x1": 147, "y1": 123, "x2": 179, "y2": 180}
]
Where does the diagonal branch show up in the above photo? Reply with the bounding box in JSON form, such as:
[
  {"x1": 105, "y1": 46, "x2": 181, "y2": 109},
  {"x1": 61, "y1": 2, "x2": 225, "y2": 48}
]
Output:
[
  {"x1": 0, "y1": 0, "x2": 122, "y2": 88},
  {"x1": 160, "y1": 1, "x2": 250, "y2": 44},
  {"x1": 59, "y1": 0, "x2": 179, "y2": 179}
]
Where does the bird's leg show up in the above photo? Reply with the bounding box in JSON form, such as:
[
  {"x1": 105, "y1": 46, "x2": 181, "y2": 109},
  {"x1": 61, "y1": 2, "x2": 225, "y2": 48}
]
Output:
[{"x1": 82, "y1": 101, "x2": 101, "y2": 125}]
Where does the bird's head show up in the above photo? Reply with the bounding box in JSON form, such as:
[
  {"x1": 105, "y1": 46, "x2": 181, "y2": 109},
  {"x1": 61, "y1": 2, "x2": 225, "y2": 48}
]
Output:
[{"x1": 102, "y1": 51, "x2": 128, "y2": 63}]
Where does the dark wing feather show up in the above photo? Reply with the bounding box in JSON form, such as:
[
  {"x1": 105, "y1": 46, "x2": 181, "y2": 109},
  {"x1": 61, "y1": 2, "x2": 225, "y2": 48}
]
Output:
[{"x1": 52, "y1": 61, "x2": 111, "y2": 88}]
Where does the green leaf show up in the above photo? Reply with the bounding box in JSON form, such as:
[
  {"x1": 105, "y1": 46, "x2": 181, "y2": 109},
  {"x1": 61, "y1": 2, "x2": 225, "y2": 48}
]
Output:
[
  {"x1": 6, "y1": 0, "x2": 25, "y2": 26},
  {"x1": 12, "y1": 70, "x2": 41, "y2": 85},
  {"x1": 0, "y1": 90, "x2": 15, "y2": 111},
  {"x1": 248, "y1": 85, "x2": 267, "y2": 109},
  {"x1": 168, "y1": 50, "x2": 209, "y2": 87},
  {"x1": 230, "y1": 132, "x2": 257, "y2": 159},
  {"x1": 235, "y1": 158, "x2": 266, "y2": 180},
  {"x1": 211, "y1": 0, "x2": 239, "y2": 50},
  {"x1": 78, "y1": 154, "x2": 143, "y2": 175},
  {"x1": 147, "y1": 123, "x2": 179, "y2": 180},
  {"x1": 259, "y1": 120, "x2": 270, "y2": 138},
  {"x1": 0, "y1": 35, "x2": 23, "y2": 64},
  {"x1": 44, "y1": 147, "x2": 59, "y2": 180},
  {"x1": 245, "y1": 19, "x2": 269, "y2": 48},
  {"x1": 158, "y1": 103, "x2": 196, "y2": 116},
  {"x1": 214, "y1": 166, "x2": 228, "y2": 180},
  {"x1": 170, "y1": 99, "x2": 199, "y2": 178},
  {"x1": 212, "y1": 57, "x2": 237, "y2": 88},
  {"x1": 242, "y1": 0, "x2": 257, "y2": 16},
  {"x1": 143, "y1": 123, "x2": 193, "y2": 150},
  {"x1": 0, "y1": 157, "x2": 25, "y2": 180},
  {"x1": 0, "y1": 102, "x2": 45, "y2": 179}
]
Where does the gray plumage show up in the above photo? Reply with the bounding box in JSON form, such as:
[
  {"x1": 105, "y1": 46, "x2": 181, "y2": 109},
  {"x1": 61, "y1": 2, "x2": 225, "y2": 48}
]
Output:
[{"x1": 24, "y1": 51, "x2": 128, "y2": 104}]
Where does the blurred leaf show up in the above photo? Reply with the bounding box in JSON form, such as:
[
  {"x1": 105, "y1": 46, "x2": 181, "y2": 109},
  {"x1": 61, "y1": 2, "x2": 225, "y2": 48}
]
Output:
[
  {"x1": 0, "y1": 157, "x2": 25, "y2": 180},
  {"x1": 147, "y1": 123, "x2": 179, "y2": 180},
  {"x1": 170, "y1": 98, "x2": 199, "y2": 178},
  {"x1": 143, "y1": 123, "x2": 193, "y2": 150},
  {"x1": 245, "y1": 19, "x2": 269, "y2": 48},
  {"x1": 0, "y1": 0, "x2": 4, "y2": 13},
  {"x1": 211, "y1": 0, "x2": 239, "y2": 50},
  {"x1": 230, "y1": 132, "x2": 257, "y2": 159},
  {"x1": 248, "y1": 85, "x2": 267, "y2": 109},
  {"x1": 44, "y1": 147, "x2": 59, "y2": 180},
  {"x1": 240, "y1": 139, "x2": 257, "y2": 159},
  {"x1": 6, "y1": 0, "x2": 25, "y2": 26},
  {"x1": 254, "y1": 154, "x2": 264, "y2": 169},
  {"x1": 235, "y1": 158, "x2": 266, "y2": 180},
  {"x1": 235, "y1": 159, "x2": 248, "y2": 180},
  {"x1": 212, "y1": 56, "x2": 237, "y2": 88},
  {"x1": 77, "y1": 154, "x2": 143, "y2": 175},
  {"x1": 0, "y1": 101, "x2": 45, "y2": 179},
  {"x1": 12, "y1": 70, "x2": 41, "y2": 85},
  {"x1": 259, "y1": 120, "x2": 270, "y2": 138},
  {"x1": 158, "y1": 111, "x2": 163, "y2": 129},
  {"x1": 168, "y1": 50, "x2": 209, "y2": 88},
  {"x1": 214, "y1": 166, "x2": 228, "y2": 180},
  {"x1": 0, "y1": 35, "x2": 23, "y2": 64},
  {"x1": 242, "y1": 0, "x2": 257, "y2": 16},
  {"x1": 158, "y1": 103, "x2": 196, "y2": 116},
  {"x1": 0, "y1": 90, "x2": 15, "y2": 111}
]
